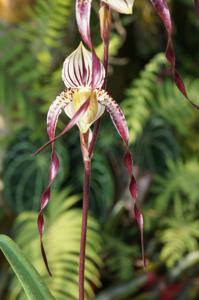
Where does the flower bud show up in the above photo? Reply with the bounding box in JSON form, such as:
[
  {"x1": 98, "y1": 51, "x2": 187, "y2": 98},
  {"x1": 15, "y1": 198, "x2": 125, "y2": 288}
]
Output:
[{"x1": 99, "y1": 3, "x2": 112, "y2": 43}]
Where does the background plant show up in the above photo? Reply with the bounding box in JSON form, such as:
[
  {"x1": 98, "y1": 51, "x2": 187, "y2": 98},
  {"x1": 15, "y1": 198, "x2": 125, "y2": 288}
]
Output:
[{"x1": 0, "y1": 0, "x2": 199, "y2": 299}]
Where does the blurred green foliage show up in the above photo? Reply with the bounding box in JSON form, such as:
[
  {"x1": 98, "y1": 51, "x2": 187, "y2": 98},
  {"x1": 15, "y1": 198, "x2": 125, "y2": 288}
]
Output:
[
  {"x1": 3, "y1": 128, "x2": 69, "y2": 213},
  {"x1": 9, "y1": 190, "x2": 102, "y2": 300},
  {"x1": 0, "y1": 0, "x2": 199, "y2": 299}
]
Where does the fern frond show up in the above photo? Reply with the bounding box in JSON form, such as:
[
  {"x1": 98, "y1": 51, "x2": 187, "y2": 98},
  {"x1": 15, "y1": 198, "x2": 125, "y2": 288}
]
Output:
[
  {"x1": 23, "y1": 0, "x2": 74, "y2": 51},
  {"x1": 9, "y1": 190, "x2": 102, "y2": 300},
  {"x1": 0, "y1": 26, "x2": 40, "y2": 124},
  {"x1": 154, "y1": 159, "x2": 199, "y2": 213},
  {"x1": 151, "y1": 78, "x2": 198, "y2": 136},
  {"x1": 103, "y1": 234, "x2": 137, "y2": 282},
  {"x1": 3, "y1": 129, "x2": 69, "y2": 213},
  {"x1": 0, "y1": 0, "x2": 74, "y2": 123},
  {"x1": 122, "y1": 53, "x2": 167, "y2": 143},
  {"x1": 160, "y1": 200, "x2": 199, "y2": 268},
  {"x1": 133, "y1": 116, "x2": 179, "y2": 172},
  {"x1": 122, "y1": 51, "x2": 199, "y2": 145}
]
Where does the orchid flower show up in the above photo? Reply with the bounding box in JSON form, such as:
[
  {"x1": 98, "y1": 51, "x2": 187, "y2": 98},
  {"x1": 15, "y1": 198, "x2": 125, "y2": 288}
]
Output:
[
  {"x1": 75, "y1": 3, "x2": 144, "y2": 300},
  {"x1": 35, "y1": 41, "x2": 144, "y2": 299},
  {"x1": 35, "y1": 1, "x2": 198, "y2": 299}
]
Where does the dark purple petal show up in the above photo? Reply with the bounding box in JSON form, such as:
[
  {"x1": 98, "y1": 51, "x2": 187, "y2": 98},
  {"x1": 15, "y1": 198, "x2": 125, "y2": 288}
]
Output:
[
  {"x1": 101, "y1": 90, "x2": 145, "y2": 266},
  {"x1": 195, "y1": 0, "x2": 199, "y2": 22},
  {"x1": 151, "y1": 0, "x2": 199, "y2": 110}
]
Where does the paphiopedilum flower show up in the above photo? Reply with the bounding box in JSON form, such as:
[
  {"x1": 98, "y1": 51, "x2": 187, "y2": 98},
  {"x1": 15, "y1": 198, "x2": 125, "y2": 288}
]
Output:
[
  {"x1": 36, "y1": 42, "x2": 144, "y2": 281},
  {"x1": 36, "y1": 1, "x2": 197, "y2": 298},
  {"x1": 62, "y1": 43, "x2": 105, "y2": 133},
  {"x1": 74, "y1": 3, "x2": 144, "y2": 299}
]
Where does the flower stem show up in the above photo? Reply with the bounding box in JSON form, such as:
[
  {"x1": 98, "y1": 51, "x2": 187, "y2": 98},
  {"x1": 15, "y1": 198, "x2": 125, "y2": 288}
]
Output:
[
  {"x1": 88, "y1": 5, "x2": 110, "y2": 158},
  {"x1": 79, "y1": 133, "x2": 91, "y2": 300}
]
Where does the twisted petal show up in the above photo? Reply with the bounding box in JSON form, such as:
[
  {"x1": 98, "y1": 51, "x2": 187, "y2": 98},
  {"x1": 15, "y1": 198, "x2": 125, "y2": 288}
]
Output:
[
  {"x1": 195, "y1": 0, "x2": 199, "y2": 22},
  {"x1": 37, "y1": 91, "x2": 70, "y2": 275},
  {"x1": 36, "y1": 90, "x2": 90, "y2": 274},
  {"x1": 62, "y1": 43, "x2": 105, "y2": 89},
  {"x1": 102, "y1": 0, "x2": 134, "y2": 14},
  {"x1": 151, "y1": 0, "x2": 199, "y2": 110},
  {"x1": 97, "y1": 90, "x2": 145, "y2": 265}
]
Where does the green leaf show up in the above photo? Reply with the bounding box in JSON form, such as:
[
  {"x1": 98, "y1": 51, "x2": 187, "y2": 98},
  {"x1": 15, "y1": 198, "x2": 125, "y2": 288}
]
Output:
[{"x1": 0, "y1": 234, "x2": 54, "y2": 300}]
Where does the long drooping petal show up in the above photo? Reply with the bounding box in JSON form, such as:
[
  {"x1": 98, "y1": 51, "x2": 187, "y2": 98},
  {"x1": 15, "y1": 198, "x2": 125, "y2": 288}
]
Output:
[
  {"x1": 62, "y1": 43, "x2": 105, "y2": 90},
  {"x1": 37, "y1": 92, "x2": 69, "y2": 275},
  {"x1": 195, "y1": 0, "x2": 199, "y2": 22},
  {"x1": 151, "y1": 0, "x2": 199, "y2": 110},
  {"x1": 102, "y1": 0, "x2": 134, "y2": 14},
  {"x1": 98, "y1": 90, "x2": 145, "y2": 265},
  {"x1": 37, "y1": 92, "x2": 90, "y2": 275}
]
